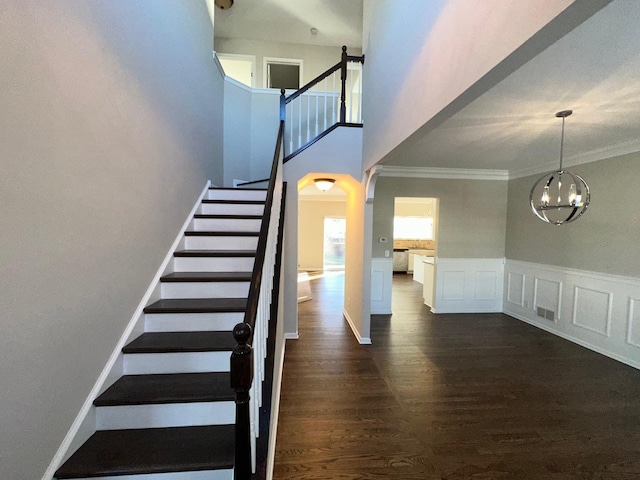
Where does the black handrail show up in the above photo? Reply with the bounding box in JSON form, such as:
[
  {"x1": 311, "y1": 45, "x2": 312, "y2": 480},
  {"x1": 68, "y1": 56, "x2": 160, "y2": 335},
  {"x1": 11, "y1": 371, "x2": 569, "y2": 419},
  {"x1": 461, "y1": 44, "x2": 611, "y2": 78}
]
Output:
[
  {"x1": 231, "y1": 120, "x2": 284, "y2": 480},
  {"x1": 279, "y1": 46, "x2": 364, "y2": 160}
]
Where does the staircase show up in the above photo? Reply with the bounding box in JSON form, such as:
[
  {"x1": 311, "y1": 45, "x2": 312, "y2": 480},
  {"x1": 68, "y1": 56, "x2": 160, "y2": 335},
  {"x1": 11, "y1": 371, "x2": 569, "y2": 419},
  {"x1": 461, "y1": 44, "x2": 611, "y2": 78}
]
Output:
[{"x1": 54, "y1": 187, "x2": 268, "y2": 480}]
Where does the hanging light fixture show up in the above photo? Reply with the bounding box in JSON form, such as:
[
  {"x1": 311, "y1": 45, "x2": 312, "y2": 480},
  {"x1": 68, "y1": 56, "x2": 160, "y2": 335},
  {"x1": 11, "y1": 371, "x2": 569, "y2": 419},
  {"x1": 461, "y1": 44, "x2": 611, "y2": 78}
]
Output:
[
  {"x1": 529, "y1": 110, "x2": 590, "y2": 225},
  {"x1": 314, "y1": 178, "x2": 335, "y2": 191}
]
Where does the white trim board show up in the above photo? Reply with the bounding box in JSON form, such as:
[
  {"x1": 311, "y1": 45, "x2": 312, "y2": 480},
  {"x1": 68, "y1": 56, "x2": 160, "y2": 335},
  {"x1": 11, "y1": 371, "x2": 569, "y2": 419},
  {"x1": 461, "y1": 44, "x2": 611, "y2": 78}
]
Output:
[
  {"x1": 343, "y1": 309, "x2": 372, "y2": 345},
  {"x1": 503, "y1": 259, "x2": 640, "y2": 370},
  {"x1": 376, "y1": 165, "x2": 509, "y2": 181},
  {"x1": 42, "y1": 181, "x2": 212, "y2": 480}
]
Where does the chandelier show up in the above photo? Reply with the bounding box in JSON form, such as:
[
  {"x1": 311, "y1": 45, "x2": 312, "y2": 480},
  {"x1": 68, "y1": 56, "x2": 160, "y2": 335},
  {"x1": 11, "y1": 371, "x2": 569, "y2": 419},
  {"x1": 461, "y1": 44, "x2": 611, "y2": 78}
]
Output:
[{"x1": 529, "y1": 110, "x2": 590, "y2": 225}]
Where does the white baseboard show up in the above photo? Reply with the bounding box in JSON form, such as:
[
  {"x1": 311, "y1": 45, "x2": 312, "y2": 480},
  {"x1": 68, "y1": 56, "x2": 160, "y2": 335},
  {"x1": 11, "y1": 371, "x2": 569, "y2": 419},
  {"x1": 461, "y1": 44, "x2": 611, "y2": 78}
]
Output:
[
  {"x1": 504, "y1": 259, "x2": 640, "y2": 371},
  {"x1": 343, "y1": 309, "x2": 372, "y2": 344},
  {"x1": 42, "y1": 181, "x2": 212, "y2": 480},
  {"x1": 284, "y1": 332, "x2": 299, "y2": 340}
]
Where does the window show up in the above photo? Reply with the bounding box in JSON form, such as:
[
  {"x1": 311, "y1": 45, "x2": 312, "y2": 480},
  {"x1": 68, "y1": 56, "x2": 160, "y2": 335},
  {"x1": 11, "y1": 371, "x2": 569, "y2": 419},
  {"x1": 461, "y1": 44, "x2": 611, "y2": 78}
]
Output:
[
  {"x1": 393, "y1": 217, "x2": 434, "y2": 240},
  {"x1": 263, "y1": 57, "x2": 303, "y2": 90}
]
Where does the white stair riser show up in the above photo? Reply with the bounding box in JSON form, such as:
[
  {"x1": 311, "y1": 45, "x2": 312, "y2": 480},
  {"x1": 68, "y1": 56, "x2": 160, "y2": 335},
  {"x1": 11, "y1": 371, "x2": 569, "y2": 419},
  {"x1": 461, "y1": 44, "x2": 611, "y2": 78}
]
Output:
[
  {"x1": 200, "y1": 204, "x2": 264, "y2": 216},
  {"x1": 69, "y1": 469, "x2": 233, "y2": 480},
  {"x1": 96, "y1": 402, "x2": 234, "y2": 430},
  {"x1": 144, "y1": 312, "x2": 244, "y2": 332},
  {"x1": 193, "y1": 218, "x2": 261, "y2": 231},
  {"x1": 173, "y1": 257, "x2": 254, "y2": 272},
  {"x1": 160, "y1": 282, "x2": 249, "y2": 299},
  {"x1": 184, "y1": 235, "x2": 258, "y2": 250},
  {"x1": 207, "y1": 189, "x2": 266, "y2": 201},
  {"x1": 124, "y1": 352, "x2": 231, "y2": 375}
]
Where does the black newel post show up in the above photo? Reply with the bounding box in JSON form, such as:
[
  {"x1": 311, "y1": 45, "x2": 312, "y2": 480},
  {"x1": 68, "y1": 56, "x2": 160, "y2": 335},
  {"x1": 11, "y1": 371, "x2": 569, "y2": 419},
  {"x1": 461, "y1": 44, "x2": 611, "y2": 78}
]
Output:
[
  {"x1": 340, "y1": 45, "x2": 347, "y2": 123},
  {"x1": 231, "y1": 322, "x2": 254, "y2": 480},
  {"x1": 279, "y1": 88, "x2": 286, "y2": 122}
]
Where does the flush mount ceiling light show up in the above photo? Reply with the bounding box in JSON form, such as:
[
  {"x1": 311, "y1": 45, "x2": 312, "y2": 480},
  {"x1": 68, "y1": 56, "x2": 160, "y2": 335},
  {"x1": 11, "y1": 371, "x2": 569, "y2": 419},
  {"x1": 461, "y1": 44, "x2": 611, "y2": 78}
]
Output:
[
  {"x1": 314, "y1": 178, "x2": 335, "y2": 191},
  {"x1": 214, "y1": 0, "x2": 233, "y2": 9},
  {"x1": 529, "y1": 110, "x2": 590, "y2": 225}
]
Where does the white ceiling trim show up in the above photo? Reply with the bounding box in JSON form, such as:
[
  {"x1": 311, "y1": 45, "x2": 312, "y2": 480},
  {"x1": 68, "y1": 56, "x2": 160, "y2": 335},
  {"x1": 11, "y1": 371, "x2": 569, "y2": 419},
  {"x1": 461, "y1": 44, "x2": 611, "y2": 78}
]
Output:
[
  {"x1": 377, "y1": 165, "x2": 509, "y2": 181},
  {"x1": 509, "y1": 138, "x2": 640, "y2": 179}
]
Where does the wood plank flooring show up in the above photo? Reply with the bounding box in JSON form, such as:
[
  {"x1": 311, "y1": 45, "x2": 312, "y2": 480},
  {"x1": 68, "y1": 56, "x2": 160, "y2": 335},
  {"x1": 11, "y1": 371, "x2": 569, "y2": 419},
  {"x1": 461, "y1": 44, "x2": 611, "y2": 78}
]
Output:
[{"x1": 273, "y1": 272, "x2": 640, "y2": 479}]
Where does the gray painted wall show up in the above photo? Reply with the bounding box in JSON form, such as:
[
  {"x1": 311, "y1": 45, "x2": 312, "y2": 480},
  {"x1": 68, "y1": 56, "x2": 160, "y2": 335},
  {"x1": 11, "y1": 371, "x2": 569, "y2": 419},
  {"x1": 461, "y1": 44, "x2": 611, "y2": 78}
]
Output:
[
  {"x1": 373, "y1": 177, "x2": 508, "y2": 258},
  {"x1": 223, "y1": 80, "x2": 252, "y2": 185},
  {"x1": 506, "y1": 152, "x2": 640, "y2": 277},
  {"x1": 0, "y1": 1, "x2": 223, "y2": 478}
]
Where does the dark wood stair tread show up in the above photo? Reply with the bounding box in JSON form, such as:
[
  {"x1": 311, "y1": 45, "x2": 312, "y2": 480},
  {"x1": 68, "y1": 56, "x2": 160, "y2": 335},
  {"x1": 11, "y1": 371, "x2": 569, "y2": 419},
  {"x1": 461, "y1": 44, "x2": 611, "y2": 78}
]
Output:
[
  {"x1": 174, "y1": 249, "x2": 255, "y2": 258},
  {"x1": 161, "y1": 272, "x2": 252, "y2": 282},
  {"x1": 94, "y1": 372, "x2": 234, "y2": 406},
  {"x1": 144, "y1": 297, "x2": 248, "y2": 314},
  {"x1": 54, "y1": 424, "x2": 234, "y2": 478},
  {"x1": 123, "y1": 331, "x2": 235, "y2": 353},
  {"x1": 184, "y1": 230, "x2": 259, "y2": 237},
  {"x1": 194, "y1": 213, "x2": 262, "y2": 219},
  {"x1": 202, "y1": 199, "x2": 265, "y2": 205}
]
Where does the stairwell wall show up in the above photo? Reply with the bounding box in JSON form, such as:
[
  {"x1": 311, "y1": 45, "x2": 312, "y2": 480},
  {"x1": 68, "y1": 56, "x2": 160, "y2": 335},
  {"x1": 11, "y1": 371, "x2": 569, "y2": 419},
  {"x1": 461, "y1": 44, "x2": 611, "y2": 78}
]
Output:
[
  {"x1": 361, "y1": 0, "x2": 612, "y2": 170},
  {"x1": 0, "y1": 2, "x2": 223, "y2": 479}
]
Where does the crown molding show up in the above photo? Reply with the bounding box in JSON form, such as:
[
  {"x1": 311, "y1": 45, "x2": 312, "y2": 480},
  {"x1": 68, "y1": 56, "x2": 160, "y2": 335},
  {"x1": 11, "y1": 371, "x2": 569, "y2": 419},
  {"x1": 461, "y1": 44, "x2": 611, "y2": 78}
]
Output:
[
  {"x1": 509, "y1": 138, "x2": 640, "y2": 179},
  {"x1": 376, "y1": 165, "x2": 509, "y2": 181}
]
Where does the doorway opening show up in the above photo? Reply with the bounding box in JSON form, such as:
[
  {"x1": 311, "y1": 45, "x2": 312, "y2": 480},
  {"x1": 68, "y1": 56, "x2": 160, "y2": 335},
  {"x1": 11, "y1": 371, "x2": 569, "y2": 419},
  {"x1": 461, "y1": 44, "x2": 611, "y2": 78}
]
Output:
[
  {"x1": 217, "y1": 53, "x2": 255, "y2": 88},
  {"x1": 393, "y1": 197, "x2": 438, "y2": 309}
]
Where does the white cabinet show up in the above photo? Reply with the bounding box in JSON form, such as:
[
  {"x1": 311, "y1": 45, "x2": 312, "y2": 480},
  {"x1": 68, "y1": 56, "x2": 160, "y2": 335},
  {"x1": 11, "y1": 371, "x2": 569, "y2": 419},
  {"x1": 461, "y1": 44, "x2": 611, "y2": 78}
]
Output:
[
  {"x1": 412, "y1": 255, "x2": 426, "y2": 283},
  {"x1": 423, "y1": 260, "x2": 435, "y2": 308}
]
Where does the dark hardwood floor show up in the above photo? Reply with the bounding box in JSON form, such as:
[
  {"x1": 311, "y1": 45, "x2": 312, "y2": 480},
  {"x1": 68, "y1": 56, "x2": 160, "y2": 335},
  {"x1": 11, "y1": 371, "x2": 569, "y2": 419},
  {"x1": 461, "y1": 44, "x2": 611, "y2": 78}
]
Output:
[{"x1": 273, "y1": 272, "x2": 640, "y2": 479}]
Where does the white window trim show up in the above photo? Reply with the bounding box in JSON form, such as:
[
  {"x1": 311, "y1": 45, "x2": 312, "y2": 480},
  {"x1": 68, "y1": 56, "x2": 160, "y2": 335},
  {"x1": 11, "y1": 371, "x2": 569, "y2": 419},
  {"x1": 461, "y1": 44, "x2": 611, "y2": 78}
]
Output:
[{"x1": 263, "y1": 56, "x2": 304, "y2": 90}]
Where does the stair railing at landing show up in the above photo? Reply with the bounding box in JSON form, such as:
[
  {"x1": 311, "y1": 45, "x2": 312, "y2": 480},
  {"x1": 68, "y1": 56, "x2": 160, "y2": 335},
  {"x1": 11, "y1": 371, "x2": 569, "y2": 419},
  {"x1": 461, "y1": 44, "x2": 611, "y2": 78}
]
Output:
[
  {"x1": 231, "y1": 121, "x2": 286, "y2": 480},
  {"x1": 280, "y1": 45, "x2": 365, "y2": 161}
]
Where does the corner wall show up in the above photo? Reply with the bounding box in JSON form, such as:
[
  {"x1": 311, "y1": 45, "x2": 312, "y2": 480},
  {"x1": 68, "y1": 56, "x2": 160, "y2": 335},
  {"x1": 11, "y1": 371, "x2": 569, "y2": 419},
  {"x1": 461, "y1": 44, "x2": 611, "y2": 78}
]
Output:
[
  {"x1": 372, "y1": 176, "x2": 508, "y2": 315},
  {"x1": 0, "y1": 2, "x2": 223, "y2": 478},
  {"x1": 504, "y1": 153, "x2": 640, "y2": 368}
]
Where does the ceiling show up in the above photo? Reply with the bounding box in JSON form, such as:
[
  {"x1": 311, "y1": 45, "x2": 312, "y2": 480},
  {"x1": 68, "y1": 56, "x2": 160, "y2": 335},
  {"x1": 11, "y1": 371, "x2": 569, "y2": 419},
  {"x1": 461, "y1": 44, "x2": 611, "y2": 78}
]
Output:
[
  {"x1": 213, "y1": 0, "x2": 363, "y2": 48},
  {"x1": 213, "y1": 0, "x2": 640, "y2": 178},
  {"x1": 381, "y1": 0, "x2": 640, "y2": 177}
]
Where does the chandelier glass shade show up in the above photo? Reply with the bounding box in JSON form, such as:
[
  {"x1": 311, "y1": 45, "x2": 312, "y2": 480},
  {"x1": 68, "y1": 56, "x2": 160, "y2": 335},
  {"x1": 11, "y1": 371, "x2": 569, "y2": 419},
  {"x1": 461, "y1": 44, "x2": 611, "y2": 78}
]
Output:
[
  {"x1": 529, "y1": 110, "x2": 590, "y2": 225},
  {"x1": 314, "y1": 178, "x2": 335, "y2": 191}
]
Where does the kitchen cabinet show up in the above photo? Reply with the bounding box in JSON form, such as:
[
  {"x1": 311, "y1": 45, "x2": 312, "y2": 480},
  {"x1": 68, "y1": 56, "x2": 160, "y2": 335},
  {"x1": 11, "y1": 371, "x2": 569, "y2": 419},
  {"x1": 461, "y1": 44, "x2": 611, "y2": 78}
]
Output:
[{"x1": 423, "y1": 259, "x2": 435, "y2": 308}]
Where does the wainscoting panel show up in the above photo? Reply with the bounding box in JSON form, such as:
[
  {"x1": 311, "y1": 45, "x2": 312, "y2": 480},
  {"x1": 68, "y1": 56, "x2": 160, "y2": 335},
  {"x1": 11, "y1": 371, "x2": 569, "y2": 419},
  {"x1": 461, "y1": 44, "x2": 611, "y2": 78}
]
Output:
[
  {"x1": 504, "y1": 260, "x2": 640, "y2": 369},
  {"x1": 572, "y1": 286, "x2": 612, "y2": 336},
  {"x1": 628, "y1": 298, "x2": 640, "y2": 347},
  {"x1": 507, "y1": 272, "x2": 525, "y2": 306},
  {"x1": 533, "y1": 277, "x2": 562, "y2": 320},
  {"x1": 434, "y1": 258, "x2": 504, "y2": 313},
  {"x1": 371, "y1": 258, "x2": 393, "y2": 314}
]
